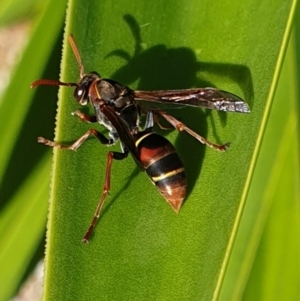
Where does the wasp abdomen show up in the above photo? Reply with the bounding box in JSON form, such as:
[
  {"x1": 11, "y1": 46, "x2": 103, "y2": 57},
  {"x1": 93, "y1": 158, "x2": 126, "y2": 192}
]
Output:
[{"x1": 135, "y1": 132, "x2": 187, "y2": 212}]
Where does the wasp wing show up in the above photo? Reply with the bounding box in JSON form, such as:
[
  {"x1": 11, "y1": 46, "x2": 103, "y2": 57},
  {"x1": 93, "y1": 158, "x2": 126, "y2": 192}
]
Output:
[
  {"x1": 101, "y1": 105, "x2": 142, "y2": 166},
  {"x1": 134, "y1": 88, "x2": 250, "y2": 113}
]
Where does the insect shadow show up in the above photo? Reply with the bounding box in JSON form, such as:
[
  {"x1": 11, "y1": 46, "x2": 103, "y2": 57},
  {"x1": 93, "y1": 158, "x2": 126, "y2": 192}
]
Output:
[{"x1": 99, "y1": 14, "x2": 253, "y2": 203}]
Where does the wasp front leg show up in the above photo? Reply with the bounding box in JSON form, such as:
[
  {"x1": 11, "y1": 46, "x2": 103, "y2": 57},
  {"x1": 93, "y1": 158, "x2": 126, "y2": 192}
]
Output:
[
  {"x1": 38, "y1": 128, "x2": 113, "y2": 151},
  {"x1": 156, "y1": 110, "x2": 229, "y2": 152},
  {"x1": 72, "y1": 110, "x2": 98, "y2": 123}
]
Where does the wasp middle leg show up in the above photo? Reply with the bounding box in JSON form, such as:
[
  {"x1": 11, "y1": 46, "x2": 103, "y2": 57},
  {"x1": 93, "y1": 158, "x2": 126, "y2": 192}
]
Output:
[
  {"x1": 38, "y1": 128, "x2": 113, "y2": 151},
  {"x1": 82, "y1": 149, "x2": 128, "y2": 243}
]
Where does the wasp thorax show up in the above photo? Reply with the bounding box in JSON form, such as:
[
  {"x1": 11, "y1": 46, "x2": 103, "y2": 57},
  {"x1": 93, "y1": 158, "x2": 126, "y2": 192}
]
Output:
[
  {"x1": 98, "y1": 79, "x2": 124, "y2": 101},
  {"x1": 98, "y1": 79, "x2": 133, "y2": 109}
]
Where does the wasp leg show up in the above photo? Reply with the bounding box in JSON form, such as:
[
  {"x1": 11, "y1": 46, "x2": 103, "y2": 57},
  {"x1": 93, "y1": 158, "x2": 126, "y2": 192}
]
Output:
[
  {"x1": 154, "y1": 115, "x2": 173, "y2": 130},
  {"x1": 156, "y1": 110, "x2": 229, "y2": 152},
  {"x1": 145, "y1": 110, "x2": 173, "y2": 131},
  {"x1": 72, "y1": 110, "x2": 98, "y2": 123},
  {"x1": 38, "y1": 129, "x2": 113, "y2": 151},
  {"x1": 82, "y1": 150, "x2": 128, "y2": 243}
]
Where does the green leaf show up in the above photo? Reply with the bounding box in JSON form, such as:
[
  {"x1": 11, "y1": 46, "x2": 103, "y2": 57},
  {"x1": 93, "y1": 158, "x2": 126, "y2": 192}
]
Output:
[
  {"x1": 219, "y1": 5, "x2": 300, "y2": 301},
  {"x1": 0, "y1": 0, "x2": 67, "y2": 300},
  {"x1": 0, "y1": 155, "x2": 50, "y2": 301},
  {"x1": 42, "y1": 0, "x2": 296, "y2": 300},
  {"x1": 0, "y1": 0, "x2": 39, "y2": 26}
]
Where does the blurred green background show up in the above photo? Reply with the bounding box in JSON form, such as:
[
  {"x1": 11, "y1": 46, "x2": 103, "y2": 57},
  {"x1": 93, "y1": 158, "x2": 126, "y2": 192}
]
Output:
[{"x1": 0, "y1": 0, "x2": 298, "y2": 300}]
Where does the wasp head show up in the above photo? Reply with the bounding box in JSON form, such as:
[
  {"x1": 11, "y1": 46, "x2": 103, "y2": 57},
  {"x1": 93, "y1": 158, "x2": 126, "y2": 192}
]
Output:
[{"x1": 73, "y1": 71, "x2": 101, "y2": 105}]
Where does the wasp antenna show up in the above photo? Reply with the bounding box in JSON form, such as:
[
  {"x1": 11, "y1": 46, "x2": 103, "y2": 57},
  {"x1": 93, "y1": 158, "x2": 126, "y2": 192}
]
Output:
[
  {"x1": 68, "y1": 34, "x2": 85, "y2": 78},
  {"x1": 31, "y1": 79, "x2": 77, "y2": 89}
]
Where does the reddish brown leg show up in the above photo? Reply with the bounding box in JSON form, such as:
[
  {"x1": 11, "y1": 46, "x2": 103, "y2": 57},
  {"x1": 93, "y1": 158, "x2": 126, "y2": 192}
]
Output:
[
  {"x1": 156, "y1": 110, "x2": 229, "y2": 152},
  {"x1": 144, "y1": 109, "x2": 172, "y2": 130},
  {"x1": 82, "y1": 150, "x2": 128, "y2": 243},
  {"x1": 72, "y1": 110, "x2": 97, "y2": 123},
  {"x1": 38, "y1": 128, "x2": 112, "y2": 150},
  {"x1": 153, "y1": 113, "x2": 173, "y2": 130},
  {"x1": 38, "y1": 129, "x2": 127, "y2": 242}
]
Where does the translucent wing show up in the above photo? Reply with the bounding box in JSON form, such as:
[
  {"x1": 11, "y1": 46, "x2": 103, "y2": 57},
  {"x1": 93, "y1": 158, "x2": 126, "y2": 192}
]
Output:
[
  {"x1": 100, "y1": 105, "x2": 142, "y2": 164},
  {"x1": 134, "y1": 87, "x2": 250, "y2": 113}
]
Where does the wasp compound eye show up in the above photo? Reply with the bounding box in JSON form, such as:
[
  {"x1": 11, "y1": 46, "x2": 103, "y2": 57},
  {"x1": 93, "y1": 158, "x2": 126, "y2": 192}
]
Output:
[{"x1": 74, "y1": 86, "x2": 88, "y2": 105}]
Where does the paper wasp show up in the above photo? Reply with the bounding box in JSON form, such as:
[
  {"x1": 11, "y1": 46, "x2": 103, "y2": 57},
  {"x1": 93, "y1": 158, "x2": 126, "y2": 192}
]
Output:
[{"x1": 31, "y1": 35, "x2": 250, "y2": 243}]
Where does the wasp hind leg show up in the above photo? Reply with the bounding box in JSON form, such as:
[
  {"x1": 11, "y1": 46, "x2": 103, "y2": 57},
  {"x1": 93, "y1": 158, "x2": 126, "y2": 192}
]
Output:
[{"x1": 156, "y1": 110, "x2": 229, "y2": 152}]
